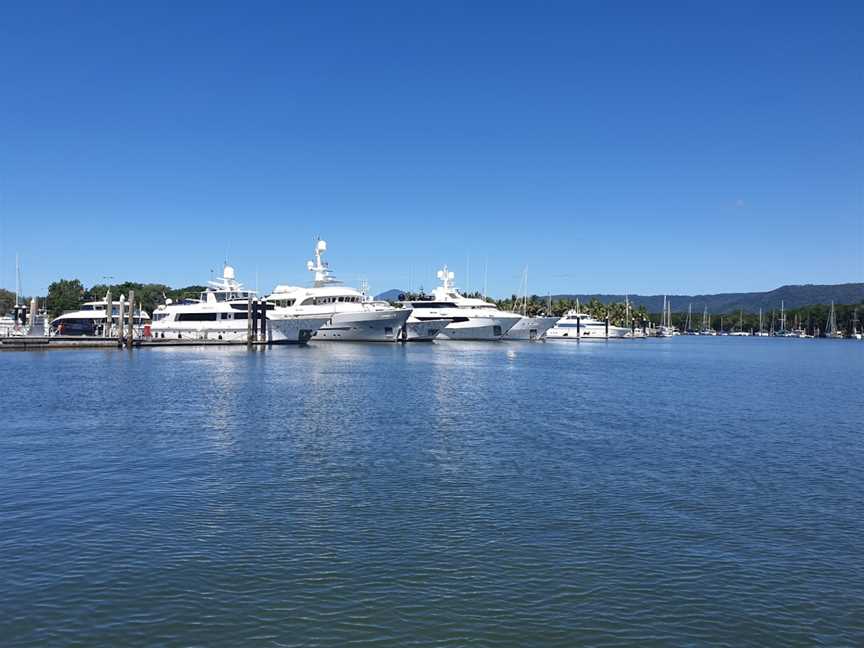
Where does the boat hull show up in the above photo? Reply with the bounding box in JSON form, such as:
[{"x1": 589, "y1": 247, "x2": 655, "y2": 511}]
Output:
[
  {"x1": 504, "y1": 316, "x2": 558, "y2": 340},
  {"x1": 437, "y1": 315, "x2": 521, "y2": 341},
  {"x1": 546, "y1": 324, "x2": 631, "y2": 340},
  {"x1": 150, "y1": 316, "x2": 328, "y2": 344},
  {"x1": 405, "y1": 318, "x2": 447, "y2": 341},
  {"x1": 312, "y1": 309, "x2": 411, "y2": 342}
]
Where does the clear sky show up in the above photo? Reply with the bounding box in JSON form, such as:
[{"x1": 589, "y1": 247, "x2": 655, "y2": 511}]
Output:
[{"x1": 1, "y1": 1, "x2": 861, "y2": 298}]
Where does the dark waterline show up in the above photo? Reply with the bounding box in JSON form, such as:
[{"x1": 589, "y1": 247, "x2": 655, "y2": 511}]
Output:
[{"x1": 2, "y1": 338, "x2": 862, "y2": 646}]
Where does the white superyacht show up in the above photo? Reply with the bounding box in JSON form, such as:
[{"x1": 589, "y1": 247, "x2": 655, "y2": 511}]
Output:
[
  {"x1": 401, "y1": 267, "x2": 521, "y2": 340},
  {"x1": 151, "y1": 266, "x2": 328, "y2": 344},
  {"x1": 265, "y1": 240, "x2": 410, "y2": 342}
]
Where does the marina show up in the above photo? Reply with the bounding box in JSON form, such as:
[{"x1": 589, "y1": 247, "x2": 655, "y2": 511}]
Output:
[{"x1": 2, "y1": 1, "x2": 862, "y2": 644}]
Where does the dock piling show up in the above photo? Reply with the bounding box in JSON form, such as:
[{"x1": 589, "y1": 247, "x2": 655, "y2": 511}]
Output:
[
  {"x1": 127, "y1": 290, "x2": 135, "y2": 346},
  {"x1": 105, "y1": 290, "x2": 113, "y2": 338},
  {"x1": 118, "y1": 294, "x2": 125, "y2": 343},
  {"x1": 247, "y1": 295, "x2": 253, "y2": 345}
]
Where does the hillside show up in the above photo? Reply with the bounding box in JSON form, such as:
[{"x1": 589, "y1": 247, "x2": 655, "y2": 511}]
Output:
[
  {"x1": 552, "y1": 283, "x2": 864, "y2": 313},
  {"x1": 376, "y1": 283, "x2": 864, "y2": 313}
]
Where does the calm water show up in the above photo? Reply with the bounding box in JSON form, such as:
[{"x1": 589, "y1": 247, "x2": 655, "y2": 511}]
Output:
[{"x1": 2, "y1": 338, "x2": 862, "y2": 646}]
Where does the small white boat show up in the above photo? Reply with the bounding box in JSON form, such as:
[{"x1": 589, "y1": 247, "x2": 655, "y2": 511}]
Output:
[{"x1": 546, "y1": 310, "x2": 630, "y2": 340}]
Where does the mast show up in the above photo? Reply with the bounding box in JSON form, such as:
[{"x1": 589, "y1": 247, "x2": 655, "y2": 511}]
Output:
[
  {"x1": 759, "y1": 308, "x2": 763, "y2": 334},
  {"x1": 483, "y1": 258, "x2": 488, "y2": 301},
  {"x1": 14, "y1": 253, "x2": 20, "y2": 307}
]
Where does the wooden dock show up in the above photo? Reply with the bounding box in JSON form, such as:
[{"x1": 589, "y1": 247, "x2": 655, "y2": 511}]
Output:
[{"x1": 1, "y1": 336, "x2": 270, "y2": 351}]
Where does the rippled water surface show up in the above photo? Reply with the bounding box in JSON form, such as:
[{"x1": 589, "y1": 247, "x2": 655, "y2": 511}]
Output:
[{"x1": 2, "y1": 338, "x2": 863, "y2": 646}]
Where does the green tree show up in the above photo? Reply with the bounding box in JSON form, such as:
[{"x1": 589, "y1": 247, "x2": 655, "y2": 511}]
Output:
[
  {"x1": 0, "y1": 288, "x2": 16, "y2": 315},
  {"x1": 46, "y1": 279, "x2": 85, "y2": 318}
]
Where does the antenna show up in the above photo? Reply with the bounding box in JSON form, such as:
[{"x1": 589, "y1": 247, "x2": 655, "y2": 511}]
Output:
[{"x1": 483, "y1": 257, "x2": 488, "y2": 300}]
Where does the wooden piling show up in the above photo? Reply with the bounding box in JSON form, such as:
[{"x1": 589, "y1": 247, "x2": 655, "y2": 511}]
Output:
[
  {"x1": 252, "y1": 300, "x2": 260, "y2": 341},
  {"x1": 247, "y1": 295, "x2": 253, "y2": 345},
  {"x1": 127, "y1": 290, "x2": 135, "y2": 346},
  {"x1": 105, "y1": 290, "x2": 113, "y2": 338},
  {"x1": 260, "y1": 300, "x2": 267, "y2": 343},
  {"x1": 118, "y1": 295, "x2": 125, "y2": 343}
]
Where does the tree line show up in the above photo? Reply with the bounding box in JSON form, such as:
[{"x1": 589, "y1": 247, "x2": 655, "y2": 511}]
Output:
[
  {"x1": 42, "y1": 279, "x2": 207, "y2": 319},
  {"x1": 9, "y1": 281, "x2": 863, "y2": 335}
]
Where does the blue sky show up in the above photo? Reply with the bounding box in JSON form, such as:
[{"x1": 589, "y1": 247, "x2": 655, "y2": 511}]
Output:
[{"x1": 1, "y1": 1, "x2": 861, "y2": 297}]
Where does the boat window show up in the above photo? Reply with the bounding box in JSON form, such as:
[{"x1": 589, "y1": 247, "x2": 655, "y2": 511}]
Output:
[
  {"x1": 176, "y1": 313, "x2": 218, "y2": 321},
  {"x1": 220, "y1": 313, "x2": 229, "y2": 320},
  {"x1": 234, "y1": 312, "x2": 247, "y2": 320}
]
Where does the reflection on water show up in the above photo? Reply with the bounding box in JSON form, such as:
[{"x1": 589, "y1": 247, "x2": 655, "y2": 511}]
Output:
[{"x1": 1, "y1": 338, "x2": 863, "y2": 646}]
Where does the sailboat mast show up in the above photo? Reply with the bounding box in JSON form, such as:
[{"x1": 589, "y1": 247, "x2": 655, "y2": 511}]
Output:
[{"x1": 15, "y1": 253, "x2": 20, "y2": 307}]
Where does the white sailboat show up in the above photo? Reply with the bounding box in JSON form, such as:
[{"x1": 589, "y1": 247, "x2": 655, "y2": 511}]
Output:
[
  {"x1": 825, "y1": 301, "x2": 844, "y2": 339},
  {"x1": 730, "y1": 309, "x2": 750, "y2": 336},
  {"x1": 0, "y1": 255, "x2": 30, "y2": 336},
  {"x1": 699, "y1": 305, "x2": 716, "y2": 336},
  {"x1": 656, "y1": 296, "x2": 675, "y2": 337}
]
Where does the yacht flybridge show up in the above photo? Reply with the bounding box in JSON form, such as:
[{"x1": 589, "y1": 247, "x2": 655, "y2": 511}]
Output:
[
  {"x1": 265, "y1": 239, "x2": 410, "y2": 342},
  {"x1": 401, "y1": 266, "x2": 521, "y2": 340},
  {"x1": 151, "y1": 266, "x2": 329, "y2": 344}
]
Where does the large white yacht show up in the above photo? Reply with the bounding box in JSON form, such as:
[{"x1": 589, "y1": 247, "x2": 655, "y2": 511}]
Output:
[
  {"x1": 546, "y1": 310, "x2": 630, "y2": 340},
  {"x1": 51, "y1": 298, "x2": 150, "y2": 336},
  {"x1": 401, "y1": 266, "x2": 521, "y2": 340},
  {"x1": 265, "y1": 240, "x2": 410, "y2": 342},
  {"x1": 150, "y1": 266, "x2": 328, "y2": 344}
]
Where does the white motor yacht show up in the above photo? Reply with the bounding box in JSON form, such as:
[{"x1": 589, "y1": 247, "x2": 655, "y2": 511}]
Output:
[
  {"x1": 151, "y1": 266, "x2": 328, "y2": 344},
  {"x1": 265, "y1": 240, "x2": 410, "y2": 342},
  {"x1": 401, "y1": 266, "x2": 521, "y2": 340},
  {"x1": 51, "y1": 298, "x2": 150, "y2": 336},
  {"x1": 546, "y1": 310, "x2": 630, "y2": 340}
]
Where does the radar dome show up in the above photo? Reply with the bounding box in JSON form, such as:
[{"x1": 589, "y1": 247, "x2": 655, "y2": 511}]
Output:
[
  {"x1": 316, "y1": 239, "x2": 327, "y2": 252},
  {"x1": 223, "y1": 265, "x2": 236, "y2": 280}
]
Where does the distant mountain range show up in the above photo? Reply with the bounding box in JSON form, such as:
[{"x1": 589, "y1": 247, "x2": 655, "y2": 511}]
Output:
[{"x1": 375, "y1": 283, "x2": 864, "y2": 313}]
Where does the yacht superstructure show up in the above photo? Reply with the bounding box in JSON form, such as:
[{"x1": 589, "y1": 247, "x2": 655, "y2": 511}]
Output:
[
  {"x1": 265, "y1": 240, "x2": 410, "y2": 342},
  {"x1": 151, "y1": 266, "x2": 328, "y2": 344},
  {"x1": 546, "y1": 310, "x2": 631, "y2": 340},
  {"x1": 401, "y1": 266, "x2": 521, "y2": 340}
]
